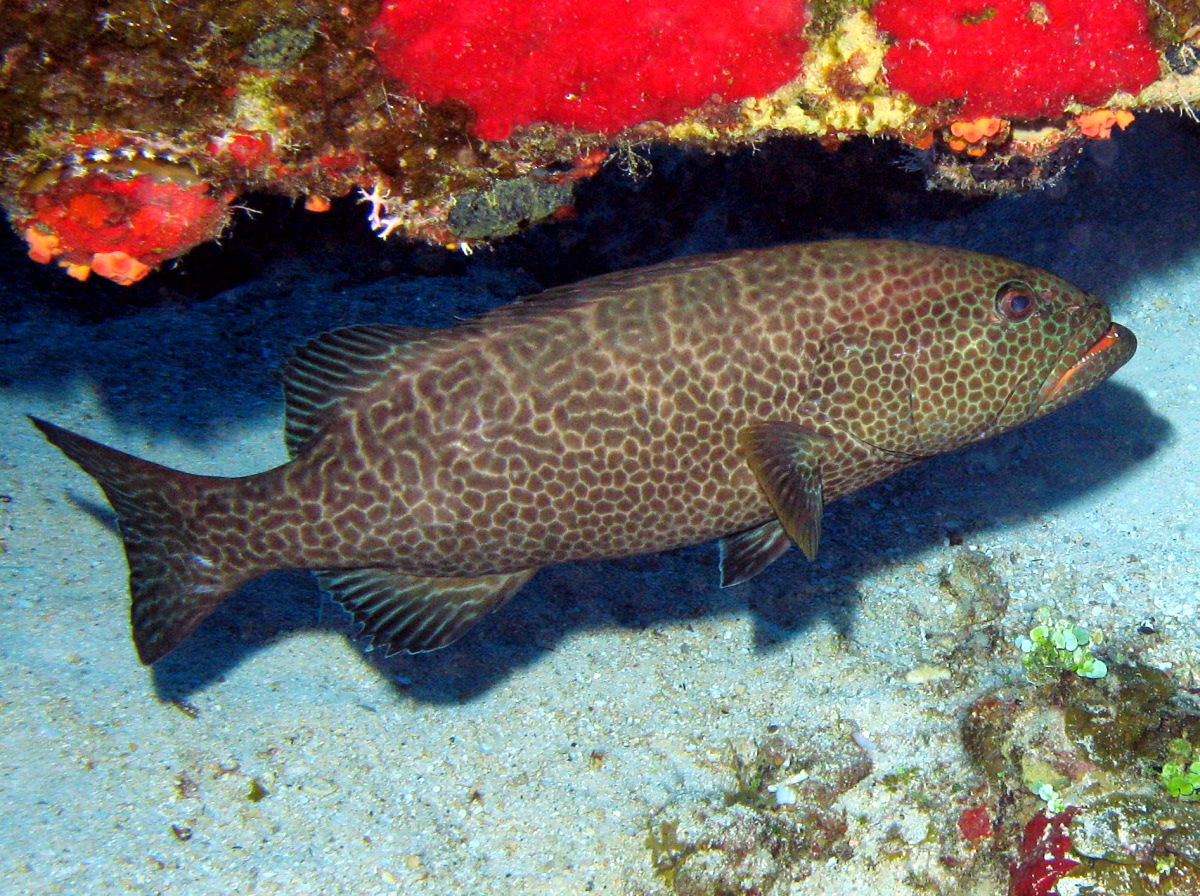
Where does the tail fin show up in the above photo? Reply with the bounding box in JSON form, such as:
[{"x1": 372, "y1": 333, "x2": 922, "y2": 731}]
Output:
[{"x1": 30, "y1": 416, "x2": 245, "y2": 664}]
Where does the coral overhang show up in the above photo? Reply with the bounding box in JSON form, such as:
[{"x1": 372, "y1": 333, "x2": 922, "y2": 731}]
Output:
[{"x1": 5, "y1": 0, "x2": 1200, "y2": 285}]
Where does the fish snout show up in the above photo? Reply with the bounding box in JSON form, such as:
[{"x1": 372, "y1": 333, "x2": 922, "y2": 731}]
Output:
[{"x1": 1037, "y1": 321, "x2": 1136, "y2": 409}]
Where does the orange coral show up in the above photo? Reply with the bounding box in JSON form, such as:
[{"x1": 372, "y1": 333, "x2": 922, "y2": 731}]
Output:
[
  {"x1": 23, "y1": 226, "x2": 62, "y2": 265},
  {"x1": 1074, "y1": 109, "x2": 1135, "y2": 139},
  {"x1": 90, "y1": 251, "x2": 151, "y2": 286},
  {"x1": 304, "y1": 194, "x2": 332, "y2": 213},
  {"x1": 946, "y1": 118, "x2": 1010, "y2": 156}
]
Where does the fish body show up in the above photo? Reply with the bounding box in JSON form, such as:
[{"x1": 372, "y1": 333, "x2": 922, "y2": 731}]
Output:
[{"x1": 32, "y1": 240, "x2": 1135, "y2": 664}]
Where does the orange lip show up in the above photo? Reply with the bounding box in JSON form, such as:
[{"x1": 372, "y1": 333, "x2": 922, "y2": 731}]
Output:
[
  {"x1": 1040, "y1": 324, "x2": 1124, "y2": 403},
  {"x1": 1077, "y1": 324, "x2": 1122, "y2": 364}
]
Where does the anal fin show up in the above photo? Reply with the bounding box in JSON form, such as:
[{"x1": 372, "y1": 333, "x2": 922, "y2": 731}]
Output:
[
  {"x1": 315, "y1": 567, "x2": 538, "y2": 655},
  {"x1": 719, "y1": 520, "x2": 792, "y2": 587}
]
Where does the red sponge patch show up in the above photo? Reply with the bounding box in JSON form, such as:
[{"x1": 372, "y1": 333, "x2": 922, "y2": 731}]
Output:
[
  {"x1": 874, "y1": 0, "x2": 1160, "y2": 120},
  {"x1": 371, "y1": 0, "x2": 808, "y2": 140},
  {"x1": 22, "y1": 171, "x2": 230, "y2": 269}
]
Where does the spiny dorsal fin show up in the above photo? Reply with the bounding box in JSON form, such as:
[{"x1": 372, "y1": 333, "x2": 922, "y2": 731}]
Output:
[
  {"x1": 719, "y1": 519, "x2": 792, "y2": 587},
  {"x1": 737, "y1": 421, "x2": 829, "y2": 562},
  {"x1": 280, "y1": 324, "x2": 429, "y2": 457},
  {"x1": 315, "y1": 566, "x2": 538, "y2": 655},
  {"x1": 513, "y1": 252, "x2": 741, "y2": 304}
]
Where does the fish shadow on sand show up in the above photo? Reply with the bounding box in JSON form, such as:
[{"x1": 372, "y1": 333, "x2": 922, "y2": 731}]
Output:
[
  {"x1": 145, "y1": 379, "x2": 1164, "y2": 705},
  {"x1": 741, "y1": 379, "x2": 1164, "y2": 645}
]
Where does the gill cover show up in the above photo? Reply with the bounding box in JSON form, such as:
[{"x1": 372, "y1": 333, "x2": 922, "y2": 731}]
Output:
[{"x1": 809, "y1": 270, "x2": 1114, "y2": 456}]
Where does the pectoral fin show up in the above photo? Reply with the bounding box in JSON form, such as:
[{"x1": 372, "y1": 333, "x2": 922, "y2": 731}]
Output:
[
  {"x1": 315, "y1": 567, "x2": 538, "y2": 654},
  {"x1": 737, "y1": 421, "x2": 828, "y2": 561}
]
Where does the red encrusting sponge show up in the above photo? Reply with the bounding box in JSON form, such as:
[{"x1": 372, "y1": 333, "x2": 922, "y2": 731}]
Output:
[
  {"x1": 19, "y1": 169, "x2": 232, "y2": 285},
  {"x1": 370, "y1": 0, "x2": 809, "y2": 140},
  {"x1": 874, "y1": 0, "x2": 1160, "y2": 120}
]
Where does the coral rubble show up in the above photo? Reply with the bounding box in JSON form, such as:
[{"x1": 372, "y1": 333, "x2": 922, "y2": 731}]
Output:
[
  {"x1": 965, "y1": 661, "x2": 1200, "y2": 895},
  {"x1": 645, "y1": 726, "x2": 872, "y2": 894}
]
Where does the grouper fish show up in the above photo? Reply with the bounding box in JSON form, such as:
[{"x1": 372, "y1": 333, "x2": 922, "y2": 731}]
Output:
[{"x1": 31, "y1": 240, "x2": 1135, "y2": 665}]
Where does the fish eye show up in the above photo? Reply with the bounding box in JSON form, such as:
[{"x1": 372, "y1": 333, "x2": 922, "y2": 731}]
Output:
[{"x1": 995, "y1": 281, "x2": 1037, "y2": 321}]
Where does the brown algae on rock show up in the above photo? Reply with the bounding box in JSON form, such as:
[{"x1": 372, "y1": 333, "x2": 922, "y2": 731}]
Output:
[
  {"x1": 938, "y1": 549, "x2": 1010, "y2": 627},
  {"x1": 645, "y1": 725, "x2": 872, "y2": 894},
  {"x1": 964, "y1": 656, "x2": 1200, "y2": 893}
]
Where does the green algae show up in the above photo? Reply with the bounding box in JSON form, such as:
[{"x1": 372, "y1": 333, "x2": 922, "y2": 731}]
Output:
[
  {"x1": 243, "y1": 20, "x2": 318, "y2": 70},
  {"x1": 447, "y1": 176, "x2": 575, "y2": 241},
  {"x1": 1016, "y1": 608, "x2": 1108, "y2": 684},
  {"x1": 1162, "y1": 738, "x2": 1200, "y2": 799},
  {"x1": 246, "y1": 777, "x2": 269, "y2": 802}
]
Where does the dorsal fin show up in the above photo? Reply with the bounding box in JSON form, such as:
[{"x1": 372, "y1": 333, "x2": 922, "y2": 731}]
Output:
[
  {"x1": 514, "y1": 252, "x2": 739, "y2": 304},
  {"x1": 279, "y1": 324, "x2": 429, "y2": 456}
]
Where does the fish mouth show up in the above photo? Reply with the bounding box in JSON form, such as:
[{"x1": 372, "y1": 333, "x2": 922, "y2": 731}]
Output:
[{"x1": 1037, "y1": 322, "x2": 1137, "y2": 411}]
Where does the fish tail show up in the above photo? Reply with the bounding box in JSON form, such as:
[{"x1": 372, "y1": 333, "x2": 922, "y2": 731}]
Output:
[{"x1": 30, "y1": 416, "x2": 247, "y2": 664}]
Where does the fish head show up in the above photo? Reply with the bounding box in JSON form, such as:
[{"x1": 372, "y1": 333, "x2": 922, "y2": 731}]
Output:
[{"x1": 810, "y1": 245, "x2": 1136, "y2": 457}]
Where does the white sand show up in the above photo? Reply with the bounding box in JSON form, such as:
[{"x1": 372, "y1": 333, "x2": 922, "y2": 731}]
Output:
[{"x1": 2, "y1": 114, "x2": 1197, "y2": 895}]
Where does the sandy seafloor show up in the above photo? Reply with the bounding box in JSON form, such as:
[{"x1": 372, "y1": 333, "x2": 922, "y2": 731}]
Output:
[{"x1": 1, "y1": 114, "x2": 1198, "y2": 896}]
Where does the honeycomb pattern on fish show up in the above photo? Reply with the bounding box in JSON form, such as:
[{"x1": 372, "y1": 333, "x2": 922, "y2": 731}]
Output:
[
  {"x1": 31, "y1": 240, "x2": 1135, "y2": 663},
  {"x1": 243, "y1": 242, "x2": 1111, "y2": 574}
]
